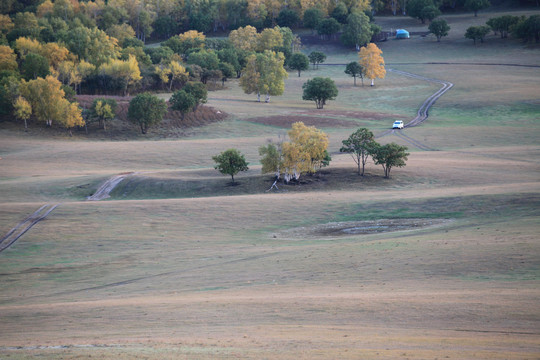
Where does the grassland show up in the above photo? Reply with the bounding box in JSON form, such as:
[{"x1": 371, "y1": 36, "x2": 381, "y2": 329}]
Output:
[{"x1": 0, "y1": 10, "x2": 539, "y2": 359}]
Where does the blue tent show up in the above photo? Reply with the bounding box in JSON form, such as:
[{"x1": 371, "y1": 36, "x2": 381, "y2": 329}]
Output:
[{"x1": 396, "y1": 29, "x2": 410, "y2": 39}]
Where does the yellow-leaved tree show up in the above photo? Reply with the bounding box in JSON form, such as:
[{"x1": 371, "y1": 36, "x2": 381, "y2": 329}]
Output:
[
  {"x1": 19, "y1": 75, "x2": 84, "y2": 133},
  {"x1": 229, "y1": 25, "x2": 258, "y2": 51},
  {"x1": 0, "y1": 45, "x2": 18, "y2": 71},
  {"x1": 13, "y1": 96, "x2": 32, "y2": 130},
  {"x1": 14, "y1": 37, "x2": 42, "y2": 60},
  {"x1": 99, "y1": 54, "x2": 141, "y2": 95},
  {"x1": 256, "y1": 27, "x2": 283, "y2": 52},
  {"x1": 358, "y1": 43, "x2": 386, "y2": 87},
  {"x1": 260, "y1": 122, "x2": 330, "y2": 183}
]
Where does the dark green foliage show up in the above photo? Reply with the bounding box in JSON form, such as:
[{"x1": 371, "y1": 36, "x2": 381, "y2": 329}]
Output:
[
  {"x1": 218, "y1": 62, "x2": 235, "y2": 85},
  {"x1": 123, "y1": 37, "x2": 145, "y2": 48},
  {"x1": 308, "y1": 51, "x2": 326, "y2": 69},
  {"x1": 486, "y1": 15, "x2": 519, "y2": 39},
  {"x1": 317, "y1": 18, "x2": 341, "y2": 39},
  {"x1": 331, "y1": 2, "x2": 349, "y2": 24},
  {"x1": 345, "y1": 61, "x2": 365, "y2": 86},
  {"x1": 371, "y1": 142, "x2": 409, "y2": 178},
  {"x1": 187, "y1": 49, "x2": 220, "y2": 70},
  {"x1": 429, "y1": 18, "x2": 450, "y2": 41},
  {"x1": 512, "y1": 15, "x2": 540, "y2": 43},
  {"x1": 145, "y1": 46, "x2": 174, "y2": 64},
  {"x1": 303, "y1": 7, "x2": 324, "y2": 33},
  {"x1": 259, "y1": 143, "x2": 280, "y2": 175},
  {"x1": 341, "y1": 11, "x2": 372, "y2": 49},
  {"x1": 212, "y1": 148, "x2": 249, "y2": 184},
  {"x1": 408, "y1": 0, "x2": 436, "y2": 24},
  {"x1": 421, "y1": 5, "x2": 441, "y2": 23},
  {"x1": 127, "y1": 92, "x2": 167, "y2": 134},
  {"x1": 152, "y1": 16, "x2": 177, "y2": 40},
  {"x1": 218, "y1": 48, "x2": 242, "y2": 77},
  {"x1": 465, "y1": 25, "x2": 491, "y2": 44},
  {"x1": 302, "y1": 77, "x2": 338, "y2": 109},
  {"x1": 464, "y1": 0, "x2": 490, "y2": 16},
  {"x1": 288, "y1": 53, "x2": 309, "y2": 77},
  {"x1": 21, "y1": 53, "x2": 49, "y2": 80},
  {"x1": 340, "y1": 128, "x2": 376, "y2": 175},
  {"x1": 170, "y1": 90, "x2": 196, "y2": 120},
  {"x1": 277, "y1": 9, "x2": 299, "y2": 28},
  {"x1": 183, "y1": 81, "x2": 207, "y2": 109}
]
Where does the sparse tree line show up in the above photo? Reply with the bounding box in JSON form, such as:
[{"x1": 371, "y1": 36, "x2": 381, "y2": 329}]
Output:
[
  {"x1": 213, "y1": 123, "x2": 409, "y2": 184},
  {"x1": 466, "y1": 14, "x2": 540, "y2": 45}
]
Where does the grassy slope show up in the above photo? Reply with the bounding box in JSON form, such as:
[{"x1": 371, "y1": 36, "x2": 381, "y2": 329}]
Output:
[{"x1": 0, "y1": 9, "x2": 539, "y2": 359}]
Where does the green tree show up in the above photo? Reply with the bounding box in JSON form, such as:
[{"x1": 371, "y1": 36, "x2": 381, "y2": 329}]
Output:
[
  {"x1": 465, "y1": 0, "x2": 490, "y2": 17},
  {"x1": 127, "y1": 92, "x2": 167, "y2": 134},
  {"x1": 340, "y1": 128, "x2": 376, "y2": 175},
  {"x1": 212, "y1": 148, "x2": 249, "y2": 184},
  {"x1": 259, "y1": 143, "x2": 281, "y2": 177},
  {"x1": 512, "y1": 15, "x2": 540, "y2": 43},
  {"x1": 239, "y1": 50, "x2": 288, "y2": 103},
  {"x1": 302, "y1": 77, "x2": 338, "y2": 109},
  {"x1": 429, "y1": 18, "x2": 450, "y2": 41},
  {"x1": 277, "y1": 8, "x2": 300, "y2": 28},
  {"x1": 183, "y1": 81, "x2": 208, "y2": 110},
  {"x1": 288, "y1": 53, "x2": 309, "y2": 77},
  {"x1": 170, "y1": 89, "x2": 196, "y2": 120},
  {"x1": 317, "y1": 18, "x2": 341, "y2": 40},
  {"x1": 486, "y1": 15, "x2": 519, "y2": 39},
  {"x1": 21, "y1": 53, "x2": 50, "y2": 80},
  {"x1": 371, "y1": 142, "x2": 409, "y2": 178},
  {"x1": 308, "y1": 51, "x2": 326, "y2": 69},
  {"x1": 407, "y1": 0, "x2": 435, "y2": 24},
  {"x1": 345, "y1": 61, "x2": 365, "y2": 86},
  {"x1": 341, "y1": 11, "x2": 373, "y2": 50},
  {"x1": 421, "y1": 5, "x2": 441, "y2": 23},
  {"x1": 465, "y1": 25, "x2": 491, "y2": 45},
  {"x1": 303, "y1": 7, "x2": 324, "y2": 34}
]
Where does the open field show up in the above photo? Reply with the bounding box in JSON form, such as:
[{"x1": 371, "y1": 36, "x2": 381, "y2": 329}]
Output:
[{"x1": 1, "y1": 10, "x2": 539, "y2": 359}]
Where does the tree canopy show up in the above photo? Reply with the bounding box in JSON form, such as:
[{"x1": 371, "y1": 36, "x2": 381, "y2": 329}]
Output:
[
  {"x1": 288, "y1": 52, "x2": 310, "y2": 77},
  {"x1": 340, "y1": 128, "x2": 376, "y2": 175},
  {"x1": 371, "y1": 142, "x2": 409, "y2": 178},
  {"x1": 127, "y1": 92, "x2": 167, "y2": 134},
  {"x1": 302, "y1": 77, "x2": 338, "y2": 109},
  {"x1": 358, "y1": 43, "x2": 386, "y2": 86},
  {"x1": 429, "y1": 18, "x2": 450, "y2": 42},
  {"x1": 212, "y1": 148, "x2": 249, "y2": 184}
]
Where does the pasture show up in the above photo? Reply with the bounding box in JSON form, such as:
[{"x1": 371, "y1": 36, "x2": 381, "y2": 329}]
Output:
[{"x1": 0, "y1": 10, "x2": 539, "y2": 359}]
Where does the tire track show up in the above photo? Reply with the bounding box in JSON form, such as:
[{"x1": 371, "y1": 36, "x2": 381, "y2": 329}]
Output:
[
  {"x1": 0, "y1": 173, "x2": 132, "y2": 253},
  {"x1": 393, "y1": 129, "x2": 437, "y2": 151},
  {"x1": 0, "y1": 204, "x2": 59, "y2": 253}
]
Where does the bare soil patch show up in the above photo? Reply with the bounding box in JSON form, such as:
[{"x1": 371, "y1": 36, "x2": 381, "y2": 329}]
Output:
[
  {"x1": 275, "y1": 218, "x2": 451, "y2": 239},
  {"x1": 244, "y1": 110, "x2": 400, "y2": 128}
]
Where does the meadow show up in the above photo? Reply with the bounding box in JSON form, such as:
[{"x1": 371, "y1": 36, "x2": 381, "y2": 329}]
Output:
[{"x1": 0, "y1": 10, "x2": 539, "y2": 359}]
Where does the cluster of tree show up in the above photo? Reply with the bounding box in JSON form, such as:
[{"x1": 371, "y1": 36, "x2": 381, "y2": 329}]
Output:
[
  {"x1": 215, "y1": 124, "x2": 409, "y2": 186},
  {"x1": 340, "y1": 128, "x2": 409, "y2": 178},
  {"x1": 470, "y1": 14, "x2": 540, "y2": 44},
  {"x1": 259, "y1": 122, "x2": 331, "y2": 183},
  {"x1": 406, "y1": 0, "x2": 490, "y2": 23}
]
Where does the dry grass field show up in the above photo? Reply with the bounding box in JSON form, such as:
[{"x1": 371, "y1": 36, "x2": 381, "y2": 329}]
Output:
[{"x1": 0, "y1": 10, "x2": 539, "y2": 359}]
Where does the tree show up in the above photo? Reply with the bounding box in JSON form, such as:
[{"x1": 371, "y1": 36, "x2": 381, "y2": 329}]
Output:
[
  {"x1": 281, "y1": 122, "x2": 329, "y2": 182},
  {"x1": 429, "y1": 18, "x2": 450, "y2": 42},
  {"x1": 19, "y1": 76, "x2": 84, "y2": 131},
  {"x1": 183, "y1": 81, "x2": 208, "y2": 110},
  {"x1": 486, "y1": 15, "x2": 519, "y2": 39},
  {"x1": 256, "y1": 27, "x2": 284, "y2": 52},
  {"x1": 277, "y1": 8, "x2": 300, "y2": 28},
  {"x1": 212, "y1": 148, "x2": 249, "y2": 184},
  {"x1": 340, "y1": 128, "x2": 376, "y2": 175},
  {"x1": 341, "y1": 11, "x2": 373, "y2": 50},
  {"x1": 229, "y1": 25, "x2": 258, "y2": 51},
  {"x1": 170, "y1": 89, "x2": 196, "y2": 120},
  {"x1": 239, "y1": 50, "x2": 288, "y2": 103},
  {"x1": 512, "y1": 15, "x2": 540, "y2": 43},
  {"x1": 317, "y1": 18, "x2": 341, "y2": 40},
  {"x1": 13, "y1": 96, "x2": 32, "y2": 130},
  {"x1": 465, "y1": 0, "x2": 490, "y2": 17},
  {"x1": 302, "y1": 77, "x2": 338, "y2": 109},
  {"x1": 345, "y1": 61, "x2": 365, "y2": 86},
  {"x1": 90, "y1": 98, "x2": 117, "y2": 130},
  {"x1": 331, "y1": 2, "x2": 349, "y2": 23},
  {"x1": 288, "y1": 53, "x2": 310, "y2": 77},
  {"x1": 259, "y1": 143, "x2": 281, "y2": 178},
  {"x1": 358, "y1": 43, "x2": 386, "y2": 86},
  {"x1": 421, "y1": 5, "x2": 441, "y2": 23},
  {"x1": 127, "y1": 92, "x2": 167, "y2": 134},
  {"x1": 371, "y1": 142, "x2": 409, "y2": 178},
  {"x1": 407, "y1": 0, "x2": 435, "y2": 24},
  {"x1": 303, "y1": 7, "x2": 324, "y2": 34},
  {"x1": 0, "y1": 46, "x2": 18, "y2": 72},
  {"x1": 308, "y1": 51, "x2": 326, "y2": 69},
  {"x1": 98, "y1": 55, "x2": 142, "y2": 95},
  {"x1": 465, "y1": 25, "x2": 491, "y2": 45}
]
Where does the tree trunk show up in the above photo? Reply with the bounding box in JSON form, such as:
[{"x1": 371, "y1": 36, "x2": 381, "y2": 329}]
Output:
[
  {"x1": 371, "y1": 78, "x2": 374, "y2": 86},
  {"x1": 265, "y1": 94, "x2": 270, "y2": 103},
  {"x1": 230, "y1": 174, "x2": 235, "y2": 184},
  {"x1": 297, "y1": 69, "x2": 301, "y2": 77},
  {"x1": 353, "y1": 76, "x2": 357, "y2": 86}
]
